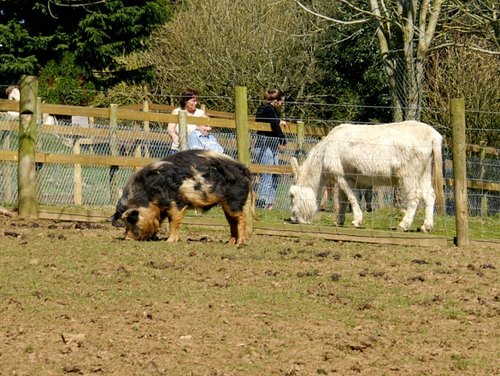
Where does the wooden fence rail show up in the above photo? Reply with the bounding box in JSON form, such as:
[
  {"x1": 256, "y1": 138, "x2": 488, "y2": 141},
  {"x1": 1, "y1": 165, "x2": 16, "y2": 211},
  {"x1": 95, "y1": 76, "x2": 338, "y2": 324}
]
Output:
[
  {"x1": 0, "y1": 80, "x2": 498, "y2": 247},
  {"x1": 1, "y1": 102, "x2": 497, "y2": 183}
]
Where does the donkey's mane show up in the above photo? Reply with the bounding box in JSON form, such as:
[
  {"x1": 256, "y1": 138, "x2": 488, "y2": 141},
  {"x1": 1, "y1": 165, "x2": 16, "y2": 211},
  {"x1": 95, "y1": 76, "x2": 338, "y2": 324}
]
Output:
[{"x1": 296, "y1": 138, "x2": 329, "y2": 190}]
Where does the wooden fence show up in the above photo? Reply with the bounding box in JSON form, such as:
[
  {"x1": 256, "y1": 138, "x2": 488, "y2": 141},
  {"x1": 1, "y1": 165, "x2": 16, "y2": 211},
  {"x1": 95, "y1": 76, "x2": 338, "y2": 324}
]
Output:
[{"x1": 1, "y1": 77, "x2": 498, "y2": 246}]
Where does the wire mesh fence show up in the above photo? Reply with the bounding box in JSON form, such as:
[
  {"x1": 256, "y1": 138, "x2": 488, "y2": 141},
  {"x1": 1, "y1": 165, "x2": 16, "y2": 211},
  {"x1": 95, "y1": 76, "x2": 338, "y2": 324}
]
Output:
[{"x1": 0, "y1": 111, "x2": 499, "y2": 241}]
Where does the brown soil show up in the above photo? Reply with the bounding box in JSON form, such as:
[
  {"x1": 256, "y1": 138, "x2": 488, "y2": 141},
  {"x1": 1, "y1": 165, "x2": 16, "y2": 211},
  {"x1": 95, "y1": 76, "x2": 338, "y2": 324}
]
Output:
[{"x1": 0, "y1": 216, "x2": 498, "y2": 375}]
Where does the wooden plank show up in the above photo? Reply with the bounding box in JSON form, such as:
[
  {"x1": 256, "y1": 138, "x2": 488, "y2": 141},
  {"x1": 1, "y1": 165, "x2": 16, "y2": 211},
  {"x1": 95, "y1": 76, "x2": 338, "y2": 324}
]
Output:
[
  {"x1": 36, "y1": 206, "x2": 450, "y2": 247},
  {"x1": 42, "y1": 125, "x2": 111, "y2": 138},
  {"x1": 35, "y1": 153, "x2": 155, "y2": 167},
  {"x1": 115, "y1": 108, "x2": 177, "y2": 123},
  {"x1": 41, "y1": 103, "x2": 109, "y2": 118},
  {"x1": 149, "y1": 103, "x2": 176, "y2": 112},
  {"x1": 445, "y1": 178, "x2": 500, "y2": 192},
  {"x1": 467, "y1": 144, "x2": 498, "y2": 157},
  {"x1": 467, "y1": 180, "x2": 500, "y2": 191},
  {"x1": 0, "y1": 150, "x2": 18, "y2": 161},
  {"x1": 0, "y1": 151, "x2": 291, "y2": 173},
  {"x1": 0, "y1": 100, "x2": 498, "y2": 141},
  {"x1": 38, "y1": 103, "x2": 176, "y2": 124},
  {"x1": 39, "y1": 103, "x2": 256, "y2": 130},
  {"x1": 120, "y1": 103, "x2": 147, "y2": 111},
  {"x1": 252, "y1": 220, "x2": 447, "y2": 239},
  {"x1": 2, "y1": 150, "x2": 498, "y2": 193},
  {"x1": 41, "y1": 125, "x2": 172, "y2": 142},
  {"x1": 0, "y1": 99, "x2": 19, "y2": 111},
  {"x1": 0, "y1": 120, "x2": 18, "y2": 131},
  {"x1": 253, "y1": 228, "x2": 449, "y2": 247},
  {"x1": 249, "y1": 164, "x2": 293, "y2": 175},
  {"x1": 38, "y1": 206, "x2": 112, "y2": 222},
  {"x1": 186, "y1": 116, "x2": 238, "y2": 129},
  {"x1": 2, "y1": 100, "x2": 327, "y2": 135}
]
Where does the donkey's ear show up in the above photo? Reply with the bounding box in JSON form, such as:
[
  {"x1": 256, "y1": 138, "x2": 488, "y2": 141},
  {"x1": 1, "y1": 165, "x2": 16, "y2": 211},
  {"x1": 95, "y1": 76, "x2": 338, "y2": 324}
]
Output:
[{"x1": 291, "y1": 157, "x2": 300, "y2": 181}]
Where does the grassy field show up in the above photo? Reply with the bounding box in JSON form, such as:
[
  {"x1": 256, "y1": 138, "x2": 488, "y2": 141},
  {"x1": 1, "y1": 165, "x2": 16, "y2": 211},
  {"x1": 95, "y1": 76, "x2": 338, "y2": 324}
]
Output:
[
  {"x1": 0, "y1": 216, "x2": 498, "y2": 375},
  {"x1": 255, "y1": 205, "x2": 500, "y2": 242}
]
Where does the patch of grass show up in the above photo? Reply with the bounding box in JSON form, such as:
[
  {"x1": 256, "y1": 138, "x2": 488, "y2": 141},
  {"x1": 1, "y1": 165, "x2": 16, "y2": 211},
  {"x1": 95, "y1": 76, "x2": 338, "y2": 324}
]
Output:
[
  {"x1": 251, "y1": 205, "x2": 499, "y2": 241},
  {"x1": 0, "y1": 219, "x2": 498, "y2": 375},
  {"x1": 452, "y1": 353, "x2": 476, "y2": 371},
  {"x1": 442, "y1": 307, "x2": 466, "y2": 320}
]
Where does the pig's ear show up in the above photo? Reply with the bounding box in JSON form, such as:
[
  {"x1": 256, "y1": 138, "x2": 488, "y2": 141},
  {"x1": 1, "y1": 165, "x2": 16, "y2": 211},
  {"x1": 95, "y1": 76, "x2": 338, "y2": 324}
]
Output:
[{"x1": 122, "y1": 208, "x2": 140, "y2": 226}]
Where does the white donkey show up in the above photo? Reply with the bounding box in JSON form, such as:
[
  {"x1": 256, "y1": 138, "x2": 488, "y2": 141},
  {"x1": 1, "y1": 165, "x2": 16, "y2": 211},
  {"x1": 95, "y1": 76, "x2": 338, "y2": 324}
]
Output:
[{"x1": 289, "y1": 121, "x2": 444, "y2": 232}]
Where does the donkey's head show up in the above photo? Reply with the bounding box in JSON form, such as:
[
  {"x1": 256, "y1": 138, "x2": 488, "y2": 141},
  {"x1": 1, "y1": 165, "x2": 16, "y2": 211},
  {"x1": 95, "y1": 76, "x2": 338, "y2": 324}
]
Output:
[{"x1": 289, "y1": 157, "x2": 318, "y2": 224}]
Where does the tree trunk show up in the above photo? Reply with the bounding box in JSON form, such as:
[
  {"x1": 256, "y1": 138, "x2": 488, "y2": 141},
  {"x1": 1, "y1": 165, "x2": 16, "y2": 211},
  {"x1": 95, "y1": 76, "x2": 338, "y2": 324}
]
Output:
[{"x1": 385, "y1": 57, "x2": 404, "y2": 122}]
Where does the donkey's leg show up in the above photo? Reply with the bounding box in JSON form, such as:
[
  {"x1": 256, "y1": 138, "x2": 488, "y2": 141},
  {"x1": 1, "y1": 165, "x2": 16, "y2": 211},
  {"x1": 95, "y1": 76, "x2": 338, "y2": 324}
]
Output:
[
  {"x1": 319, "y1": 187, "x2": 329, "y2": 211},
  {"x1": 335, "y1": 189, "x2": 347, "y2": 226},
  {"x1": 336, "y1": 177, "x2": 363, "y2": 227},
  {"x1": 420, "y1": 176, "x2": 436, "y2": 232},
  {"x1": 397, "y1": 180, "x2": 420, "y2": 231}
]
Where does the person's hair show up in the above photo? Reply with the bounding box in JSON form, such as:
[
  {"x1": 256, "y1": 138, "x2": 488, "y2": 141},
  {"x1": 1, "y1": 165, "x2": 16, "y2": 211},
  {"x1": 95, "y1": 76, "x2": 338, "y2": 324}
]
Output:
[
  {"x1": 262, "y1": 88, "x2": 285, "y2": 105},
  {"x1": 6, "y1": 86, "x2": 19, "y2": 99},
  {"x1": 179, "y1": 88, "x2": 199, "y2": 109}
]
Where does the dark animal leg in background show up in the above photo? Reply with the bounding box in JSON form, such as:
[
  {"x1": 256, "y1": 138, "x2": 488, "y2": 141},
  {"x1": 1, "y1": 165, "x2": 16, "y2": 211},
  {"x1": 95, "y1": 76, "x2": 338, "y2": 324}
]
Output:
[
  {"x1": 235, "y1": 212, "x2": 247, "y2": 245},
  {"x1": 223, "y1": 209, "x2": 239, "y2": 244},
  {"x1": 223, "y1": 207, "x2": 247, "y2": 245},
  {"x1": 109, "y1": 165, "x2": 118, "y2": 182}
]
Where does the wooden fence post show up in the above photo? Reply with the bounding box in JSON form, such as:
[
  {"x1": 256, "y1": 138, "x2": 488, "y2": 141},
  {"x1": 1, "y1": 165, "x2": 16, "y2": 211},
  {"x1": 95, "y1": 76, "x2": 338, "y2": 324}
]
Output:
[
  {"x1": 178, "y1": 110, "x2": 188, "y2": 151},
  {"x1": 235, "y1": 86, "x2": 250, "y2": 166},
  {"x1": 479, "y1": 141, "x2": 488, "y2": 217},
  {"x1": 234, "y1": 86, "x2": 252, "y2": 236},
  {"x1": 142, "y1": 100, "x2": 150, "y2": 158},
  {"x1": 36, "y1": 97, "x2": 42, "y2": 120},
  {"x1": 2, "y1": 126, "x2": 13, "y2": 202},
  {"x1": 73, "y1": 140, "x2": 83, "y2": 205},
  {"x1": 450, "y1": 98, "x2": 469, "y2": 247},
  {"x1": 109, "y1": 104, "x2": 120, "y2": 204},
  {"x1": 18, "y1": 75, "x2": 38, "y2": 219},
  {"x1": 296, "y1": 120, "x2": 306, "y2": 162}
]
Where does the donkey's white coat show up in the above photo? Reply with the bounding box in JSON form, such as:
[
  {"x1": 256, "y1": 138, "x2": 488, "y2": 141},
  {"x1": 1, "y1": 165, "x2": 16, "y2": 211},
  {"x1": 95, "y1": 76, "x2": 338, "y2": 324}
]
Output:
[{"x1": 289, "y1": 121, "x2": 444, "y2": 232}]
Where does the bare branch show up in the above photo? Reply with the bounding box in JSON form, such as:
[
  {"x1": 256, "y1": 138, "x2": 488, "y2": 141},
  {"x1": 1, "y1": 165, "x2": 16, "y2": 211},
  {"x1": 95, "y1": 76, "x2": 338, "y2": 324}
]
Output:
[
  {"x1": 429, "y1": 41, "x2": 500, "y2": 55},
  {"x1": 293, "y1": 0, "x2": 369, "y2": 25}
]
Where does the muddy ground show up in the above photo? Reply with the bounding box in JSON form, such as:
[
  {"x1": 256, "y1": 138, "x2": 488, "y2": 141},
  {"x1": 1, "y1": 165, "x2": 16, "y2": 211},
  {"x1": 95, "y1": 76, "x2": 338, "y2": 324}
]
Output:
[{"x1": 0, "y1": 216, "x2": 498, "y2": 375}]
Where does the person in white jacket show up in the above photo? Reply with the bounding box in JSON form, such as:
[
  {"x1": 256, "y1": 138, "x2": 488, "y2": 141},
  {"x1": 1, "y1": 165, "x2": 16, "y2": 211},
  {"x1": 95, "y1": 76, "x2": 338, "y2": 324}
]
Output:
[{"x1": 167, "y1": 88, "x2": 206, "y2": 152}]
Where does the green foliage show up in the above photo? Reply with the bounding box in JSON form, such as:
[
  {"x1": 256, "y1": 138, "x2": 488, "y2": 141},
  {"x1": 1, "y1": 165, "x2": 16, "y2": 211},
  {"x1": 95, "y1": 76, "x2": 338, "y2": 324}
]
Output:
[
  {"x1": 0, "y1": 0, "x2": 171, "y2": 96},
  {"x1": 143, "y1": 0, "x2": 322, "y2": 120},
  {"x1": 311, "y1": 24, "x2": 392, "y2": 123},
  {"x1": 92, "y1": 81, "x2": 148, "y2": 107},
  {"x1": 0, "y1": 21, "x2": 38, "y2": 77},
  {"x1": 39, "y1": 52, "x2": 95, "y2": 106}
]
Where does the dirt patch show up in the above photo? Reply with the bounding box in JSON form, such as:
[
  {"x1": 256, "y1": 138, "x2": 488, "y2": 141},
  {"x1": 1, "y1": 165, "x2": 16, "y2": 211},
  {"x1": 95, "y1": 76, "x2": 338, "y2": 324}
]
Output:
[{"x1": 0, "y1": 216, "x2": 498, "y2": 375}]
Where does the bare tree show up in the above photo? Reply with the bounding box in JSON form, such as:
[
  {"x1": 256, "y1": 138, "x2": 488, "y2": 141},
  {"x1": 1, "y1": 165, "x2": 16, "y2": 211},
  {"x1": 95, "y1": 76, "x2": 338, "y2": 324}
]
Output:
[
  {"x1": 142, "y1": 0, "x2": 322, "y2": 114},
  {"x1": 424, "y1": 35, "x2": 500, "y2": 147},
  {"x1": 295, "y1": 0, "x2": 499, "y2": 121}
]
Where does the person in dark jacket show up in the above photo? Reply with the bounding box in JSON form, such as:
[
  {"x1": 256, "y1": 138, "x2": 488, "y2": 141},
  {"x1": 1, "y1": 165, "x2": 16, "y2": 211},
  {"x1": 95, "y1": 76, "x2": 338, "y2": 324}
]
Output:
[{"x1": 254, "y1": 88, "x2": 287, "y2": 209}]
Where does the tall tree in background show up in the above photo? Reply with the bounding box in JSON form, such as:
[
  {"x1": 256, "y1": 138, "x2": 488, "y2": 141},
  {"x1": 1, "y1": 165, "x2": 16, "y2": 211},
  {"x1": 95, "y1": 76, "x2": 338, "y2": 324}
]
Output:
[
  {"x1": 0, "y1": 0, "x2": 171, "y2": 104},
  {"x1": 142, "y1": 0, "x2": 321, "y2": 119},
  {"x1": 424, "y1": 34, "x2": 499, "y2": 147},
  {"x1": 295, "y1": 0, "x2": 499, "y2": 121},
  {"x1": 311, "y1": 23, "x2": 392, "y2": 123}
]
